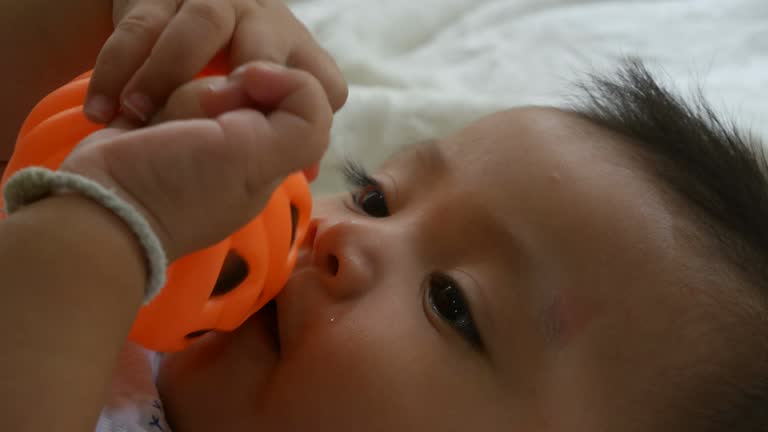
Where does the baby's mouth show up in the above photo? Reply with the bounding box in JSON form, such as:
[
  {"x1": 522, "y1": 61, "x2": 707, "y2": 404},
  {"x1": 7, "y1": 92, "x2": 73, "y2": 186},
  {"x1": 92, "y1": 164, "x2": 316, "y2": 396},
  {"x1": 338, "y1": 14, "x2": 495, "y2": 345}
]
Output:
[
  {"x1": 239, "y1": 298, "x2": 281, "y2": 355},
  {"x1": 260, "y1": 299, "x2": 281, "y2": 352},
  {"x1": 250, "y1": 218, "x2": 319, "y2": 354}
]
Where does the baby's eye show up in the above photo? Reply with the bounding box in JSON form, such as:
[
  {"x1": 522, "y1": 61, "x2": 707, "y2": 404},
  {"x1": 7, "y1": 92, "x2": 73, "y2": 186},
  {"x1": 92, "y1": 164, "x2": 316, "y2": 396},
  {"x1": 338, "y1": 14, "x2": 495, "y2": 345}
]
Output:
[
  {"x1": 342, "y1": 160, "x2": 390, "y2": 218},
  {"x1": 427, "y1": 273, "x2": 484, "y2": 351},
  {"x1": 353, "y1": 186, "x2": 389, "y2": 217}
]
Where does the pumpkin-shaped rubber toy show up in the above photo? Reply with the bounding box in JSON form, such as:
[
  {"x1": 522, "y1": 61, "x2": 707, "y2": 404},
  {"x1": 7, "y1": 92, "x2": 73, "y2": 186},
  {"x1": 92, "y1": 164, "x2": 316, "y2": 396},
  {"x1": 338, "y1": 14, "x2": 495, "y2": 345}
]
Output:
[{"x1": 0, "y1": 63, "x2": 313, "y2": 352}]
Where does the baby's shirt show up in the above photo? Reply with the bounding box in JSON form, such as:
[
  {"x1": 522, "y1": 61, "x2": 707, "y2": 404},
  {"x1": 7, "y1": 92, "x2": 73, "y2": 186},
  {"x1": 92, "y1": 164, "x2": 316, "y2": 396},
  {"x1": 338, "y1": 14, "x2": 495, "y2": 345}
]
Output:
[{"x1": 95, "y1": 341, "x2": 172, "y2": 432}]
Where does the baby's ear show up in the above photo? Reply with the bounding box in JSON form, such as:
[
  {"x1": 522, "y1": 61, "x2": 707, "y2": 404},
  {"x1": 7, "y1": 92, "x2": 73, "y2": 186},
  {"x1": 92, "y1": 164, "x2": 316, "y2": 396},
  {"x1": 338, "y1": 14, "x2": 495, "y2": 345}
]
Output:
[{"x1": 149, "y1": 76, "x2": 251, "y2": 125}]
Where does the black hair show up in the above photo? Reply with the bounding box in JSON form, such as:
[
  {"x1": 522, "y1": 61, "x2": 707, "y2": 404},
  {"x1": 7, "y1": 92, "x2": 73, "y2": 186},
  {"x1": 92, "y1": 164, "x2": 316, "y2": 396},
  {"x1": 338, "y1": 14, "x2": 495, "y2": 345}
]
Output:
[{"x1": 568, "y1": 58, "x2": 768, "y2": 431}]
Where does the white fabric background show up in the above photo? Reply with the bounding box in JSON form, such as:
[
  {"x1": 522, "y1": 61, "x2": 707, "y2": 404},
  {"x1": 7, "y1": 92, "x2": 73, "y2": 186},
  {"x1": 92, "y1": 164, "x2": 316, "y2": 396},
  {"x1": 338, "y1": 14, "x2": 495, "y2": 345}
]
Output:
[{"x1": 284, "y1": 0, "x2": 768, "y2": 195}]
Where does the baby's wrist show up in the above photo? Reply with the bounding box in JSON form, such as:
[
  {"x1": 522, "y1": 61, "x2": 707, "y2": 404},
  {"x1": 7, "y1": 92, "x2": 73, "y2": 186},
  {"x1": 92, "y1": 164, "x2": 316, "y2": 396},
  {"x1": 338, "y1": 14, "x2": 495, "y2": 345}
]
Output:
[{"x1": 3, "y1": 167, "x2": 168, "y2": 303}]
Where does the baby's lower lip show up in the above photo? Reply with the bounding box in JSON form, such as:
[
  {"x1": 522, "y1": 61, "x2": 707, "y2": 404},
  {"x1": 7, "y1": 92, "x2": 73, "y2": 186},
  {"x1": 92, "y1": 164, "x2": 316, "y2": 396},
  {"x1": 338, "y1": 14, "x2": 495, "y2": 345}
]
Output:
[{"x1": 240, "y1": 302, "x2": 280, "y2": 354}]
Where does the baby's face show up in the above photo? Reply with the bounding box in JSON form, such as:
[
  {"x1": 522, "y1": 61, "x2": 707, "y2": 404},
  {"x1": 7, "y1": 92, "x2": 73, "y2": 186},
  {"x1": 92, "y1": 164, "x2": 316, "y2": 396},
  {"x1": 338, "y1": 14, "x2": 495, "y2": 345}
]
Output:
[{"x1": 158, "y1": 107, "x2": 714, "y2": 431}]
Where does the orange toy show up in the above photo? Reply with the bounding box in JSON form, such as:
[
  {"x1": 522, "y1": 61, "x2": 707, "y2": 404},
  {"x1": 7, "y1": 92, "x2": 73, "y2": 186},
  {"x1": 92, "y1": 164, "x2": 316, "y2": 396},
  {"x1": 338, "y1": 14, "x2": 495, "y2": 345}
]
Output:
[{"x1": 0, "y1": 63, "x2": 313, "y2": 352}]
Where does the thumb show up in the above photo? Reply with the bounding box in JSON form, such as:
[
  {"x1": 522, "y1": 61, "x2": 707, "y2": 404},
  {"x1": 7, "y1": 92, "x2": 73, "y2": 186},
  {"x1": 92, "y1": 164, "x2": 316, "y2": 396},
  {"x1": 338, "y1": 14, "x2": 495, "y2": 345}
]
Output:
[{"x1": 213, "y1": 62, "x2": 332, "y2": 191}]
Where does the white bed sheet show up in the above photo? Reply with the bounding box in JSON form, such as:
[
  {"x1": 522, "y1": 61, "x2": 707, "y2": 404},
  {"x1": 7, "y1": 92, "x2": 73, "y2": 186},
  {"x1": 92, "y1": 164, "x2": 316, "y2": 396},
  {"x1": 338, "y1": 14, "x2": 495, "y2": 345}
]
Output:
[{"x1": 283, "y1": 0, "x2": 768, "y2": 194}]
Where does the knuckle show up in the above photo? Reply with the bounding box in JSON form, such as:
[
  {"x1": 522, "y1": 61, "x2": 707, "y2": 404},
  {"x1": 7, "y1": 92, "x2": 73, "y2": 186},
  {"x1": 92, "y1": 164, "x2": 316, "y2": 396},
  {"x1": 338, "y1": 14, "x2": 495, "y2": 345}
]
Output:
[
  {"x1": 329, "y1": 80, "x2": 349, "y2": 111},
  {"x1": 292, "y1": 67, "x2": 316, "y2": 87},
  {"x1": 116, "y1": 11, "x2": 166, "y2": 39},
  {"x1": 288, "y1": 45, "x2": 349, "y2": 111},
  {"x1": 297, "y1": 71, "x2": 333, "y2": 127},
  {"x1": 259, "y1": 50, "x2": 285, "y2": 65},
  {"x1": 318, "y1": 103, "x2": 333, "y2": 134},
  {"x1": 185, "y1": 0, "x2": 231, "y2": 30},
  {"x1": 95, "y1": 42, "x2": 129, "y2": 70},
  {"x1": 311, "y1": 82, "x2": 335, "y2": 128},
  {"x1": 312, "y1": 128, "x2": 331, "y2": 159}
]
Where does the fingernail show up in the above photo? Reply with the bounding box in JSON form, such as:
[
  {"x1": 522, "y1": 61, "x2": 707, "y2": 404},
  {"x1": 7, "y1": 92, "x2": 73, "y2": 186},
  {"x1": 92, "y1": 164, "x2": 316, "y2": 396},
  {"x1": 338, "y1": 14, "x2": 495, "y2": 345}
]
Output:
[
  {"x1": 122, "y1": 93, "x2": 153, "y2": 123},
  {"x1": 255, "y1": 61, "x2": 285, "y2": 72},
  {"x1": 303, "y1": 162, "x2": 320, "y2": 182},
  {"x1": 229, "y1": 61, "x2": 285, "y2": 81},
  {"x1": 229, "y1": 64, "x2": 250, "y2": 80},
  {"x1": 206, "y1": 78, "x2": 233, "y2": 93},
  {"x1": 83, "y1": 94, "x2": 115, "y2": 123}
]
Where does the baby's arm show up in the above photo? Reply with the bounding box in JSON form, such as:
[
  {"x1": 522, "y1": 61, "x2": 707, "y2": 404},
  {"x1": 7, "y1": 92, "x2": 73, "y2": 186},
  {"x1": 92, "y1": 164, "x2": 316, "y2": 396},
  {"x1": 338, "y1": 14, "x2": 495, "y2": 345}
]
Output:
[
  {"x1": 0, "y1": 195, "x2": 146, "y2": 432},
  {"x1": 0, "y1": 72, "x2": 226, "y2": 432},
  {"x1": 0, "y1": 63, "x2": 331, "y2": 432}
]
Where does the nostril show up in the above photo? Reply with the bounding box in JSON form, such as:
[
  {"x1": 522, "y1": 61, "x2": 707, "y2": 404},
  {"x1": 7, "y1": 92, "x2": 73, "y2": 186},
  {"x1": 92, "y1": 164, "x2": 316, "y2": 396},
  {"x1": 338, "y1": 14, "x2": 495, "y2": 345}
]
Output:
[{"x1": 327, "y1": 254, "x2": 340, "y2": 276}]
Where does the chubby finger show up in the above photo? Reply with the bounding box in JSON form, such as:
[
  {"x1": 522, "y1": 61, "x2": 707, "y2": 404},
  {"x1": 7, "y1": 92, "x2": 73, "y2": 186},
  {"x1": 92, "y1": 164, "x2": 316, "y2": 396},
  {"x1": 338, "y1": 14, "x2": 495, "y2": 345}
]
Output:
[
  {"x1": 148, "y1": 77, "x2": 230, "y2": 125},
  {"x1": 120, "y1": 0, "x2": 237, "y2": 123},
  {"x1": 139, "y1": 62, "x2": 332, "y2": 190},
  {"x1": 149, "y1": 73, "x2": 265, "y2": 125},
  {"x1": 228, "y1": 10, "x2": 292, "y2": 69},
  {"x1": 215, "y1": 62, "x2": 333, "y2": 192},
  {"x1": 85, "y1": 0, "x2": 179, "y2": 123},
  {"x1": 303, "y1": 163, "x2": 320, "y2": 182},
  {"x1": 288, "y1": 39, "x2": 349, "y2": 112},
  {"x1": 147, "y1": 65, "x2": 326, "y2": 184},
  {"x1": 229, "y1": 12, "x2": 347, "y2": 112}
]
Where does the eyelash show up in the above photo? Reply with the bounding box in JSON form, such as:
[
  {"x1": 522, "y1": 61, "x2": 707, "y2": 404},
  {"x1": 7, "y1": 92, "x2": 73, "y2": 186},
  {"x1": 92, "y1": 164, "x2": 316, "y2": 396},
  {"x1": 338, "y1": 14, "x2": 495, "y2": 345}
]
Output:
[
  {"x1": 342, "y1": 160, "x2": 390, "y2": 218},
  {"x1": 341, "y1": 159, "x2": 377, "y2": 188},
  {"x1": 341, "y1": 159, "x2": 485, "y2": 352}
]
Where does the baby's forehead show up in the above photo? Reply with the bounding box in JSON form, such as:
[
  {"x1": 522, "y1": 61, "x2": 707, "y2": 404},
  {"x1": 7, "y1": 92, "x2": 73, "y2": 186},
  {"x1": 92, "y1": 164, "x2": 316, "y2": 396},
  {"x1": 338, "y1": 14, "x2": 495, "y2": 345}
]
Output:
[
  {"x1": 382, "y1": 107, "x2": 663, "y2": 217},
  {"x1": 446, "y1": 107, "x2": 630, "y2": 156},
  {"x1": 427, "y1": 107, "x2": 646, "y2": 187},
  {"x1": 386, "y1": 106, "x2": 680, "y2": 258}
]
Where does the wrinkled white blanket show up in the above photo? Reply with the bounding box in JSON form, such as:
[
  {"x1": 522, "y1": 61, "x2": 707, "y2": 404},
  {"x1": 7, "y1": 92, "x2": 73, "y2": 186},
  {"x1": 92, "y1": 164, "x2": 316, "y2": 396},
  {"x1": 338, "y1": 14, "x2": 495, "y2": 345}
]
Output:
[{"x1": 285, "y1": 0, "x2": 768, "y2": 194}]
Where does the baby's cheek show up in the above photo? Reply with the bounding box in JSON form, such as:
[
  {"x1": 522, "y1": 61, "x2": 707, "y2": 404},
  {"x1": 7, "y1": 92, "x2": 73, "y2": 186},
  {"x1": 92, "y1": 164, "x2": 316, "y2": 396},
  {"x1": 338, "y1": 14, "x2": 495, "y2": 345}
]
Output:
[{"x1": 276, "y1": 314, "x2": 423, "y2": 394}]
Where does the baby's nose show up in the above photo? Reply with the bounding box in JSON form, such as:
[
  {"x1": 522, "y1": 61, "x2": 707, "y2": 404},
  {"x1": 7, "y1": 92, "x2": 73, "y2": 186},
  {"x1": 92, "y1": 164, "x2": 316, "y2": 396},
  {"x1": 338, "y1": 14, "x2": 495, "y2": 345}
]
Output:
[{"x1": 312, "y1": 220, "x2": 374, "y2": 300}]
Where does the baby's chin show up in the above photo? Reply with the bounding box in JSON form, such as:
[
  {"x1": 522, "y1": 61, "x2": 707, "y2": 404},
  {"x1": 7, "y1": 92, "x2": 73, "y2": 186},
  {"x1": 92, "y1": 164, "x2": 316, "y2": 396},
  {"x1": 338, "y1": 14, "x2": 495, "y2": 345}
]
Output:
[{"x1": 155, "y1": 309, "x2": 281, "y2": 429}]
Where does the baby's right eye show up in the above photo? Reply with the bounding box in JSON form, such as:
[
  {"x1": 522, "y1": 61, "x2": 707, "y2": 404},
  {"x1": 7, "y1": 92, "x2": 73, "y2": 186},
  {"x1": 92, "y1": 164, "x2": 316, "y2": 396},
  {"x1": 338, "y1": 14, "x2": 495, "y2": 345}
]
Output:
[
  {"x1": 353, "y1": 186, "x2": 389, "y2": 217},
  {"x1": 342, "y1": 160, "x2": 390, "y2": 217}
]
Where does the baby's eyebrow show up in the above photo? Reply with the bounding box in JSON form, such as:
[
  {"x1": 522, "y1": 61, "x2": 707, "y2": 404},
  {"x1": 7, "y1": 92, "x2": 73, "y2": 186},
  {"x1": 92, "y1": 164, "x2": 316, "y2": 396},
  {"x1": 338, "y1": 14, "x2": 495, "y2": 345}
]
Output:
[{"x1": 383, "y1": 138, "x2": 446, "y2": 176}]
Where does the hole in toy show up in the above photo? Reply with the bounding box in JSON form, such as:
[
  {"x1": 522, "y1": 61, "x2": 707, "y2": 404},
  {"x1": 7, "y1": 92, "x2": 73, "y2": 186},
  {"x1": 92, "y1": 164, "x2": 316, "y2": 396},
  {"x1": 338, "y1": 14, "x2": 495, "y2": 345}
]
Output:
[
  {"x1": 185, "y1": 329, "x2": 212, "y2": 339},
  {"x1": 212, "y1": 251, "x2": 249, "y2": 297},
  {"x1": 289, "y1": 203, "x2": 299, "y2": 246}
]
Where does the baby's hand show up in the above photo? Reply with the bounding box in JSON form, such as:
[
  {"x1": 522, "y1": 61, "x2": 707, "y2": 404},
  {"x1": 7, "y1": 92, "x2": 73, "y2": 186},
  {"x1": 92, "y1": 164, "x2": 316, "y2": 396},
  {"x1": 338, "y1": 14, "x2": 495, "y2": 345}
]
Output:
[
  {"x1": 63, "y1": 62, "x2": 331, "y2": 261},
  {"x1": 146, "y1": 64, "x2": 289, "y2": 126},
  {"x1": 146, "y1": 60, "x2": 322, "y2": 180},
  {"x1": 84, "y1": 0, "x2": 347, "y2": 124}
]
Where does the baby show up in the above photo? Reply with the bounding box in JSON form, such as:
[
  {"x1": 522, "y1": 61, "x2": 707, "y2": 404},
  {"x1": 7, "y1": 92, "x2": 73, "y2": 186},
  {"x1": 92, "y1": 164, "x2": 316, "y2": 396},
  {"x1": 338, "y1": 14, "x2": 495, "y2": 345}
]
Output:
[
  {"x1": 122, "y1": 59, "x2": 766, "y2": 431},
  {"x1": 2, "y1": 2, "x2": 766, "y2": 431}
]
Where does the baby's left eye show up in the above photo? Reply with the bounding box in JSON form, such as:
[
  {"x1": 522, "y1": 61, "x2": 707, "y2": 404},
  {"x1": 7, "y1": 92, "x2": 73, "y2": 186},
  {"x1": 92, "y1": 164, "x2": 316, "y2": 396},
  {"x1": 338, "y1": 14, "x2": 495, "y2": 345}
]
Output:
[{"x1": 427, "y1": 273, "x2": 484, "y2": 351}]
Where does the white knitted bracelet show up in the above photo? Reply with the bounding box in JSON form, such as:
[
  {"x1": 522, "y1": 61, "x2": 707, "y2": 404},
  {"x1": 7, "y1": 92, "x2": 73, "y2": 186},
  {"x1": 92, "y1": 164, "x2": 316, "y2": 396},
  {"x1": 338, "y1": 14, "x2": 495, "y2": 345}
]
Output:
[{"x1": 3, "y1": 167, "x2": 167, "y2": 303}]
